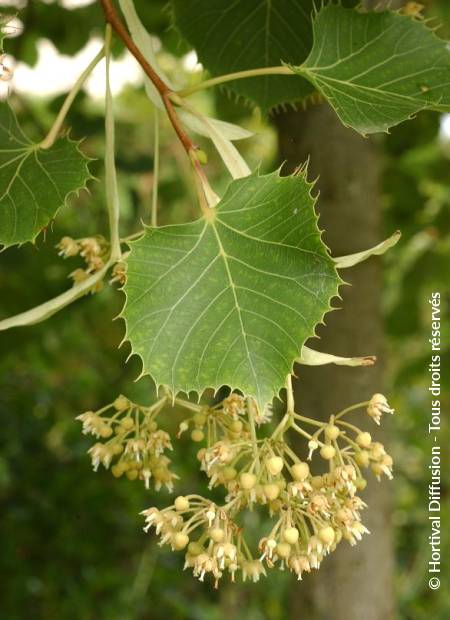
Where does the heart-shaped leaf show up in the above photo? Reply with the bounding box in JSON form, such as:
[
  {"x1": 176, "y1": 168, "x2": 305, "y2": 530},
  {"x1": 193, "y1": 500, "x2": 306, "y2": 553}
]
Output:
[
  {"x1": 0, "y1": 104, "x2": 91, "y2": 249},
  {"x1": 171, "y1": 0, "x2": 319, "y2": 112},
  {"x1": 295, "y1": 5, "x2": 450, "y2": 134},
  {"x1": 122, "y1": 170, "x2": 341, "y2": 409}
]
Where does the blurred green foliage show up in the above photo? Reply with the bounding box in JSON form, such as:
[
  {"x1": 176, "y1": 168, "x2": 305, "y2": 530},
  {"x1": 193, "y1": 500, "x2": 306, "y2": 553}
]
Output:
[{"x1": 0, "y1": 1, "x2": 449, "y2": 619}]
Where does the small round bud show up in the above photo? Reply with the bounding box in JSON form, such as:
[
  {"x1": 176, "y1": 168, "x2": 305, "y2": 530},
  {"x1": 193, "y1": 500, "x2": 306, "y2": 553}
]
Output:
[
  {"x1": 173, "y1": 532, "x2": 189, "y2": 550},
  {"x1": 276, "y1": 542, "x2": 291, "y2": 559},
  {"x1": 325, "y1": 424, "x2": 340, "y2": 440},
  {"x1": 291, "y1": 462, "x2": 309, "y2": 481},
  {"x1": 111, "y1": 464, "x2": 123, "y2": 478},
  {"x1": 355, "y1": 450, "x2": 370, "y2": 467},
  {"x1": 382, "y1": 454, "x2": 393, "y2": 468},
  {"x1": 196, "y1": 448, "x2": 206, "y2": 462},
  {"x1": 311, "y1": 475, "x2": 323, "y2": 489},
  {"x1": 99, "y1": 425, "x2": 113, "y2": 438},
  {"x1": 174, "y1": 496, "x2": 190, "y2": 512},
  {"x1": 356, "y1": 432, "x2": 372, "y2": 448},
  {"x1": 277, "y1": 478, "x2": 286, "y2": 490},
  {"x1": 187, "y1": 542, "x2": 203, "y2": 556},
  {"x1": 114, "y1": 395, "x2": 130, "y2": 411},
  {"x1": 371, "y1": 463, "x2": 383, "y2": 477},
  {"x1": 230, "y1": 420, "x2": 243, "y2": 433},
  {"x1": 263, "y1": 483, "x2": 280, "y2": 501},
  {"x1": 112, "y1": 443, "x2": 123, "y2": 455},
  {"x1": 318, "y1": 526, "x2": 335, "y2": 545},
  {"x1": 355, "y1": 477, "x2": 367, "y2": 491},
  {"x1": 320, "y1": 445, "x2": 336, "y2": 460},
  {"x1": 126, "y1": 469, "x2": 138, "y2": 480},
  {"x1": 191, "y1": 429, "x2": 204, "y2": 442},
  {"x1": 210, "y1": 528, "x2": 225, "y2": 543},
  {"x1": 283, "y1": 527, "x2": 299, "y2": 545},
  {"x1": 193, "y1": 412, "x2": 207, "y2": 427},
  {"x1": 371, "y1": 442, "x2": 385, "y2": 459},
  {"x1": 269, "y1": 499, "x2": 283, "y2": 513},
  {"x1": 121, "y1": 417, "x2": 134, "y2": 431},
  {"x1": 266, "y1": 456, "x2": 284, "y2": 476},
  {"x1": 222, "y1": 466, "x2": 237, "y2": 481},
  {"x1": 240, "y1": 472, "x2": 257, "y2": 490}
]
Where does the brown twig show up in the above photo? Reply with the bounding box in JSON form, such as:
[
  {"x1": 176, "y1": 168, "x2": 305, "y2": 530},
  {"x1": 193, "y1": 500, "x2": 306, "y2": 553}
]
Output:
[{"x1": 99, "y1": 0, "x2": 194, "y2": 156}]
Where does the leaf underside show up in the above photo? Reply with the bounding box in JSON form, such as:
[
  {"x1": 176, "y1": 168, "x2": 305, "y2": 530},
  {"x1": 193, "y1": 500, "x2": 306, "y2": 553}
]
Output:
[
  {"x1": 171, "y1": 0, "x2": 319, "y2": 112},
  {"x1": 122, "y1": 170, "x2": 341, "y2": 409},
  {"x1": 0, "y1": 104, "x2": 91, "y2": 249},
  {"x1": 297, "y1": 5, "x2": 450, "y2": 135}
]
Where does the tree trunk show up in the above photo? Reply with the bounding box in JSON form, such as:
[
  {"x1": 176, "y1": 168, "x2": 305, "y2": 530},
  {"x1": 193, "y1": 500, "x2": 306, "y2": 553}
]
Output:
[{"x1": 274, "y1": 103, "x2": 394, "y2": 620}]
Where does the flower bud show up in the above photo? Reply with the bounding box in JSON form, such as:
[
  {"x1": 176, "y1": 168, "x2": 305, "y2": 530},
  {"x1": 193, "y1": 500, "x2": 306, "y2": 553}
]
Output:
[
  {"x1": 193, "y1": 412, "x2": 207, "y2": 427},
  {"x1": 174, "y1": 496, "x2": 190, "y2": 511},
  {"x1": 210, "y1": 527, "x2": 225, "y2": 543},
  {"x1": 356, "y1": 432, "x2": 372, "y2": 448},
  {"x1": 320, "y1": 445, "x2": 336, "y2": 460},
  {"x1": 325, "y1": 424, "x2": 340, "y2": 440},
  {"x1": 283, "y1": 527, "x2": 299, "y2": 545},
  {"x1": 355, "y1": 450, "x2": 370, "y2": 467},
  {"x1": 266, "y1": 456, "x2": 284, "y2": 476},
  {"x1": 240, "y1": 472, "x2": 257, "y2": 490},
  {"x1": 172, "y1": 532, "x2": 189, "y2": 550},
  {"x1": 276, "y1": 542, "x2": 291, "y2": 559},
  {"x1": 263, "y1": 483, "x2": 280, "y2": 501},
  {"x1": 114, "y1": 395, "x2": 130, "y2": 411},
  {"x1": 121, "y1": 417, "x2": 134, "y2": 431},
  {"x1": 318, "y1": 526, "x2": 335, "y2": 545},
  {"x1": 291, "y1": 462, "x2": 309, "y2": 481},
  {"x1": 230, "y1": 420, "x2": 243, "y2": 433}
]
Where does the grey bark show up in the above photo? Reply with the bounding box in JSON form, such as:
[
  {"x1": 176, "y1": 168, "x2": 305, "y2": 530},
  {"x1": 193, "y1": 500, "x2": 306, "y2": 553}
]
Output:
[{"x1": 274, "y1": 104, "x2": 394, "y2": 620}]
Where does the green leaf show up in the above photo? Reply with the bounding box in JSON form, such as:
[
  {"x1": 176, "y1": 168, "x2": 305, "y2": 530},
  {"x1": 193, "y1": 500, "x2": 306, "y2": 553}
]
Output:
[
  {"x1": 171, "y1": 0, "x2": 319, "y2": 112},
  {"x1": 0, "y1": 104, "x2": 91, "y2": 249},
  {"x1": 122, "y1": 170, "x2": 340, "y2": 409},
  {"x1": 295, "y1": 5, "x2": 450, "y2": 135}
]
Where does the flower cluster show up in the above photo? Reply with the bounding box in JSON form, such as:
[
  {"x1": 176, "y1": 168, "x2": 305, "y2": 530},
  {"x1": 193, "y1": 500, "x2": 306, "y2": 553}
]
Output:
[
  {"x1": 77, "y1": 394, "x2": 178, "y2": 490},
  {"x1": 142, "y1": 497, "x2": 265, "y2": 586},
  {"x1": 56, "y1": 235, "x2": 109, "y2": 291},
  {"x1": 137, "y1": 390, "x2": 395, "y2": 585},
  {"x1": 79, "y1": 388, "x2": 394, "y2": 585}
]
